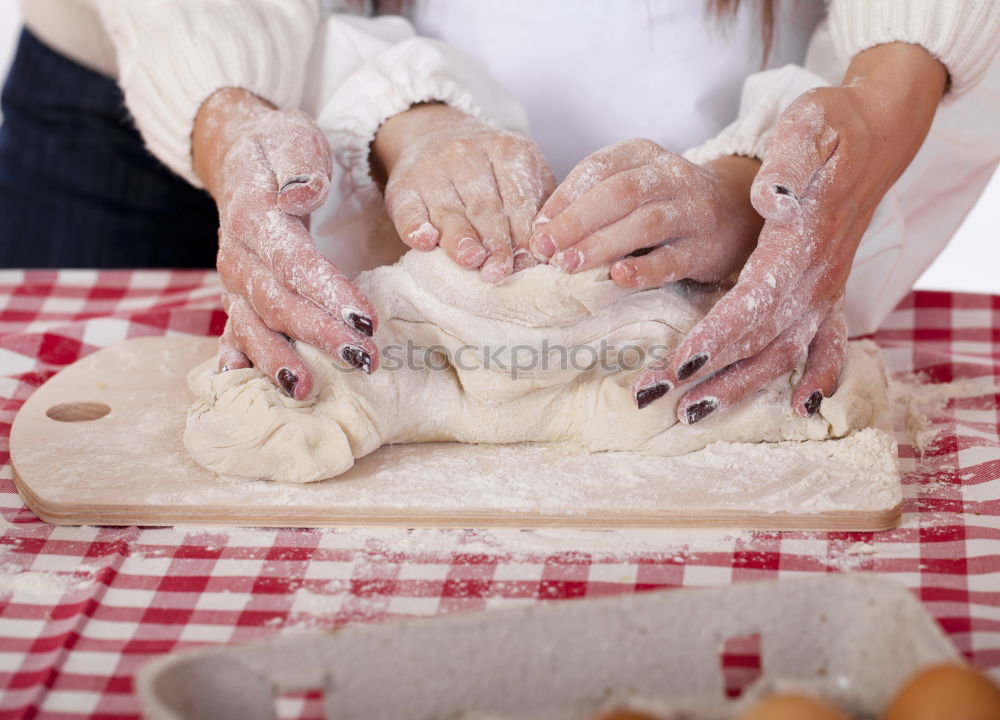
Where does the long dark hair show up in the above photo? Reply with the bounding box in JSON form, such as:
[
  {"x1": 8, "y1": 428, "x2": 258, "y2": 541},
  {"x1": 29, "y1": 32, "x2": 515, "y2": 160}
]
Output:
[{"x1": 709, "y1": 0, "x2": 777, "y2": 64}]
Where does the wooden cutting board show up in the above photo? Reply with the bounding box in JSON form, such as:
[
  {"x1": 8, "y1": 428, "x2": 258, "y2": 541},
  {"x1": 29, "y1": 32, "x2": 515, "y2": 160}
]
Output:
[{"x1": 10, "y1": 337, "x2": 902, "y2": 530}]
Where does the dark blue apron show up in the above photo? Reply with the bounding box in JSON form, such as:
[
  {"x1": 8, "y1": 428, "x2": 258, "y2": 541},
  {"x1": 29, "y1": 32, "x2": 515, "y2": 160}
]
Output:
[{"x1": 0, "y1": 28, "x2": 218, "y2": 268}]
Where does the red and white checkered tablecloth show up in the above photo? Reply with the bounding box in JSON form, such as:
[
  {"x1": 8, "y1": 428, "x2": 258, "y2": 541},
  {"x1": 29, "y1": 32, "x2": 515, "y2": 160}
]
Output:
[{"x1": 0, "y1": 269, "x2": 999, "y2": 719}]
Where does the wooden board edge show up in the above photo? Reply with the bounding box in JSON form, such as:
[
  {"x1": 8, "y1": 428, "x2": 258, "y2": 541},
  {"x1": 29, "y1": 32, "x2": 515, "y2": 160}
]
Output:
[{"x1": 13, "y1": 464, "x2": 903, "y2": 531}]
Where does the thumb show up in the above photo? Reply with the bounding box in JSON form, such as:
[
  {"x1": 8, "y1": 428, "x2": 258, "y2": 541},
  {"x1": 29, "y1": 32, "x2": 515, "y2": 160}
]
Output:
[
  {"x1": 751, "y1": 96, "x2": 839, "y2": 224},
  {"x1": 262, "y1": 110, "x2": 333, "y2": 217}
]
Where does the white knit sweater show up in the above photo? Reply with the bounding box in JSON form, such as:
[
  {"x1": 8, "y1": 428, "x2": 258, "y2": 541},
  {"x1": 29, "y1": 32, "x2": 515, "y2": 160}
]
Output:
[{"x1": 20, "y1": 0, "x2": 1000, "y2": 187}]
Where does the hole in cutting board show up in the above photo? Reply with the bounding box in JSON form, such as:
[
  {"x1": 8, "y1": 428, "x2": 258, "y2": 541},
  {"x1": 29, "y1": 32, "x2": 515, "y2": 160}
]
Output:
[
  {"x1": 45, "y1": 401, "x2": 111, "y2": 422},
  {"x1": 720, "y1": 632, "x2": 763, "y2": 698},
  {"x1": 274, "y1": 688, "x2": 325, "y2": 720}
]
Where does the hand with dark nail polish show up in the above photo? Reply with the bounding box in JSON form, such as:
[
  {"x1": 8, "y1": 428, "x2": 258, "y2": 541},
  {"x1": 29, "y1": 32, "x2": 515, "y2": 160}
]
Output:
[
  {"x1": 195, "y1": 88, "x2": 381, "y2": 402},
  {"x1": 665, "y1": 44, "x2": 947, "y2": 423}
]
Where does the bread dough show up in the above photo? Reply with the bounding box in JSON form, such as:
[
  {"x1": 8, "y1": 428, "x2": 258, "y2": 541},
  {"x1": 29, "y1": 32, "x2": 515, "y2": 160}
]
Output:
[{"x1": 184, "y1": 249, "x2": 887, "y2": 483}]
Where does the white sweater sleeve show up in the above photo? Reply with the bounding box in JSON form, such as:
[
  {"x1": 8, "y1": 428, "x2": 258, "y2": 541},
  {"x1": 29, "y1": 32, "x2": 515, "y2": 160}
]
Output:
[
  {"x1": 687, "y1": 0, "x2": 1000, "y2": 165},
  {"x1": 682, "y1": 64, "x2": 829, "y2": 166},
  {"x1": 96, "y1": 0, "x2": 321, "y2": 187},
  {"x1": 828, "y1": 0, "x2": 1000, "y2": 97}
]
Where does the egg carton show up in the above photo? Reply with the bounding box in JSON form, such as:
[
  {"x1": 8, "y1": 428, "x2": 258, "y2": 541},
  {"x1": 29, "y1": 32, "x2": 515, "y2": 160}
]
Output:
[{"x1": 137, "y1": 574, "x2": 958, "y2": 720}]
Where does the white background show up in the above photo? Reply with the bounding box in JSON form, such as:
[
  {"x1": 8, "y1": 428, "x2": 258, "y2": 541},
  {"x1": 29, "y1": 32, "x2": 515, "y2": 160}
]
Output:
[{"x1": 0, "y1": 6, "x2": 997, "y2": 292}]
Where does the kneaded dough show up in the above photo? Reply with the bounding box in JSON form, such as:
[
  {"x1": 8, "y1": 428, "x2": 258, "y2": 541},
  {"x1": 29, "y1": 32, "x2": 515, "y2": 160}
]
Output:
[{"x1": 184, "y1": 249, "x2": 887, "y2": 483}]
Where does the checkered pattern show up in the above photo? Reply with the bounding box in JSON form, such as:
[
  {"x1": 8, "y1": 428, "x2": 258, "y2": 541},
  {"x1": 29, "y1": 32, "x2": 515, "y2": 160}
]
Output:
[{"x1": 1, "y1": 272, "x2": 999, "y2": 719}]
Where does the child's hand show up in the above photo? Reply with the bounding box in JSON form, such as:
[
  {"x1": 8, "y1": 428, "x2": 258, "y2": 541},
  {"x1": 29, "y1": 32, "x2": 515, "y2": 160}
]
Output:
[
  {"x1": 194, "y1": 88, "x2": 380, "y2": 400},
  {"x1": 528, "y1": 140, "x2": 763, "y2": 287},
  {"x1": 372, "y1": 104, "x2": 555, "y2": 282}
]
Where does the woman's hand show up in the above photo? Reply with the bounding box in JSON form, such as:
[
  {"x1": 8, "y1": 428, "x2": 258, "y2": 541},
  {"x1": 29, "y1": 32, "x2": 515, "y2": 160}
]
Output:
[
  {"x1": 372, "y1": 103, "x2": 555, "y2": 282},
  {"x1": 527, "y1": 140, "x2": 764, "y2": 287},
  {"x1": 193, "y1": 88, "x2": 379, "y2": 400},
  {"x1": 634, "y1": 42, "x2": 948, "y2": 423}
]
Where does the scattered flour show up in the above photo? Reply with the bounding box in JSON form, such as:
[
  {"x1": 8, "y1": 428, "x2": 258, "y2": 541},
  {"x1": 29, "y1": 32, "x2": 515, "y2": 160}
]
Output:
[
  {"x1": 0, "y1": 566, "x2": 93, "y2": 601},
  {"x1": 888, "y1": 372, "x2": 1000, "y2": 455}
]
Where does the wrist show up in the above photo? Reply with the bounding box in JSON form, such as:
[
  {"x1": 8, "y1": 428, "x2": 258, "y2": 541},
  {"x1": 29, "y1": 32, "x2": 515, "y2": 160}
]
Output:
[
  {"x1": 841, "y1": 43, "x2": 947, "y2": 185},
  {"x1": 370, "y1": 103, "x2": 465, "y2": 185},
  {"x1": 706, "y1": 155, "x2": 764, "y2": 239},
  {"x1": 193, "y1": 88, "x2": 276, "y2": 197},
  {"x1": 843, "y1": 42, "x2": 947, "y2": 120}
]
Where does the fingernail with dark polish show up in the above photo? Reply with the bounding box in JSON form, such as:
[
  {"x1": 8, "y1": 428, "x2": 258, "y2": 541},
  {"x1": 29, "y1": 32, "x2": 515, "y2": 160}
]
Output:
[
  {"x1": 677, "y1": 352, "x2": 709, "y2": 382},
  {"x1": 341, "y1": 345, "x2": 372, "y2": 374},
  {"x1": 635, "y1": 381, "x2": 672, "y2": 410},
  {"x1": 804, "y1": 390, "x2": 823, "y2": 417},
  {"x1": 685, "y1": 397, "x2": 719, "y2": 425},
  {"x1": 279, "y1": 174, "x2": 312, "y2": 193},
  {"x1": 277, "y1": 367, "x2": 298, "y2": 397},
  {"x1": 344, "y1": 310, "x2": 374, "y2": 337}
]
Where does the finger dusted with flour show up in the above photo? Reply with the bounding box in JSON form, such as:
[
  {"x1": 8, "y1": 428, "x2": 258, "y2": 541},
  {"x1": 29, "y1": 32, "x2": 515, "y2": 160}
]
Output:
[
  {"x1": 636, "y1": 43, "x2": 948, "y2": 420},
  {"x1": 194, "y1": 88, "x2": 378, "y2": 401},
  {"x1": 530, "y1": 141, "x2": 763, "y2": 287}
]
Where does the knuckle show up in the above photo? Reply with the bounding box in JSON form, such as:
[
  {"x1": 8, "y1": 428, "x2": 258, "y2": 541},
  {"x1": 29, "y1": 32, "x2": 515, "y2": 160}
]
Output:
[
  {"x1": 493, "y1": 132, "x2": 524, "y2": 154},
  {"x1": 447, "y1": 137, "x2": 479, "y2": 156},
  {"x1": 625, "y1": 137, "x2": 663, "y2": 157},
  {"x1": 464, "y1": 189, "x2": 503, "y2": 219},
  {"x1": 640, "y1": 203, "x2": 667, "y2": 231},
  {"x1": 611, "y1": 172, "x2": 641, "y2": 197},
  {"x1": 384, "y1": 182, "x2": 415, "y2": 214},
  {"x1": 282, "y1": 108, "x2": 320, "y2": 132}
]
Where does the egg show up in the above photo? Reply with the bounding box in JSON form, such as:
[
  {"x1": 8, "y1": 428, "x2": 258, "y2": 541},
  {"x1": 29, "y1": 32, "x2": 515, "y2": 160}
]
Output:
[
  {"x1": 738, "y1": 693, "x2": 849, "y2": 720},
  {"x1": 883, "y1": 663, "x2": 1000, "y2": 720},
  {"x1": 592, "y1": 710, "x2": 661, "y2": 720}
]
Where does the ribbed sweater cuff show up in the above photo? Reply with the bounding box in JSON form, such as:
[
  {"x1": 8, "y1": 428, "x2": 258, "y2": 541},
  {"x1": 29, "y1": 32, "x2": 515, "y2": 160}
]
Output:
[
  {"x1": 829, "y1": 0, "x2": 1000, "y2": 97},
  {"x1": 98, "y1": 0, "x2": 321, "y2": 187}
]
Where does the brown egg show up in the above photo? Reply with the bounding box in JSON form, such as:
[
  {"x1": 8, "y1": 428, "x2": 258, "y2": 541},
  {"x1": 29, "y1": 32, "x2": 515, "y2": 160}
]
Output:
[
  {"x1": 883, "y1": 663, "x2": 1000, "y2": 720},
  {"x1": 738, "y1": 693, "x2": 849, "y2": 720},
  {"x1": 593, "y1": 710, "x2": 660, "y2": 720}
]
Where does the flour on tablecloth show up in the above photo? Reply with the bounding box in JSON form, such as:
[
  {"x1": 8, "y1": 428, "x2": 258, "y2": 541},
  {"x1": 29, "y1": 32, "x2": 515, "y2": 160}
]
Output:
[
  {"x1": 889, "y1": 372, "x2": 1000, "y2": 455},
  {"x1": 0, "y1": 565, "x2": 94, "y2": 600}
]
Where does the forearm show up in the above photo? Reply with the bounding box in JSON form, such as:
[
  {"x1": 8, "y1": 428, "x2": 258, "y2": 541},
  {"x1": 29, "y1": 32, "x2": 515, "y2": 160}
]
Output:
[
  {"x1": 705, "y1": 155, "x2": 764, "y2": 240},
  {"x1": 841, "y1": 42, "x2": 948, "y2": 185}
]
